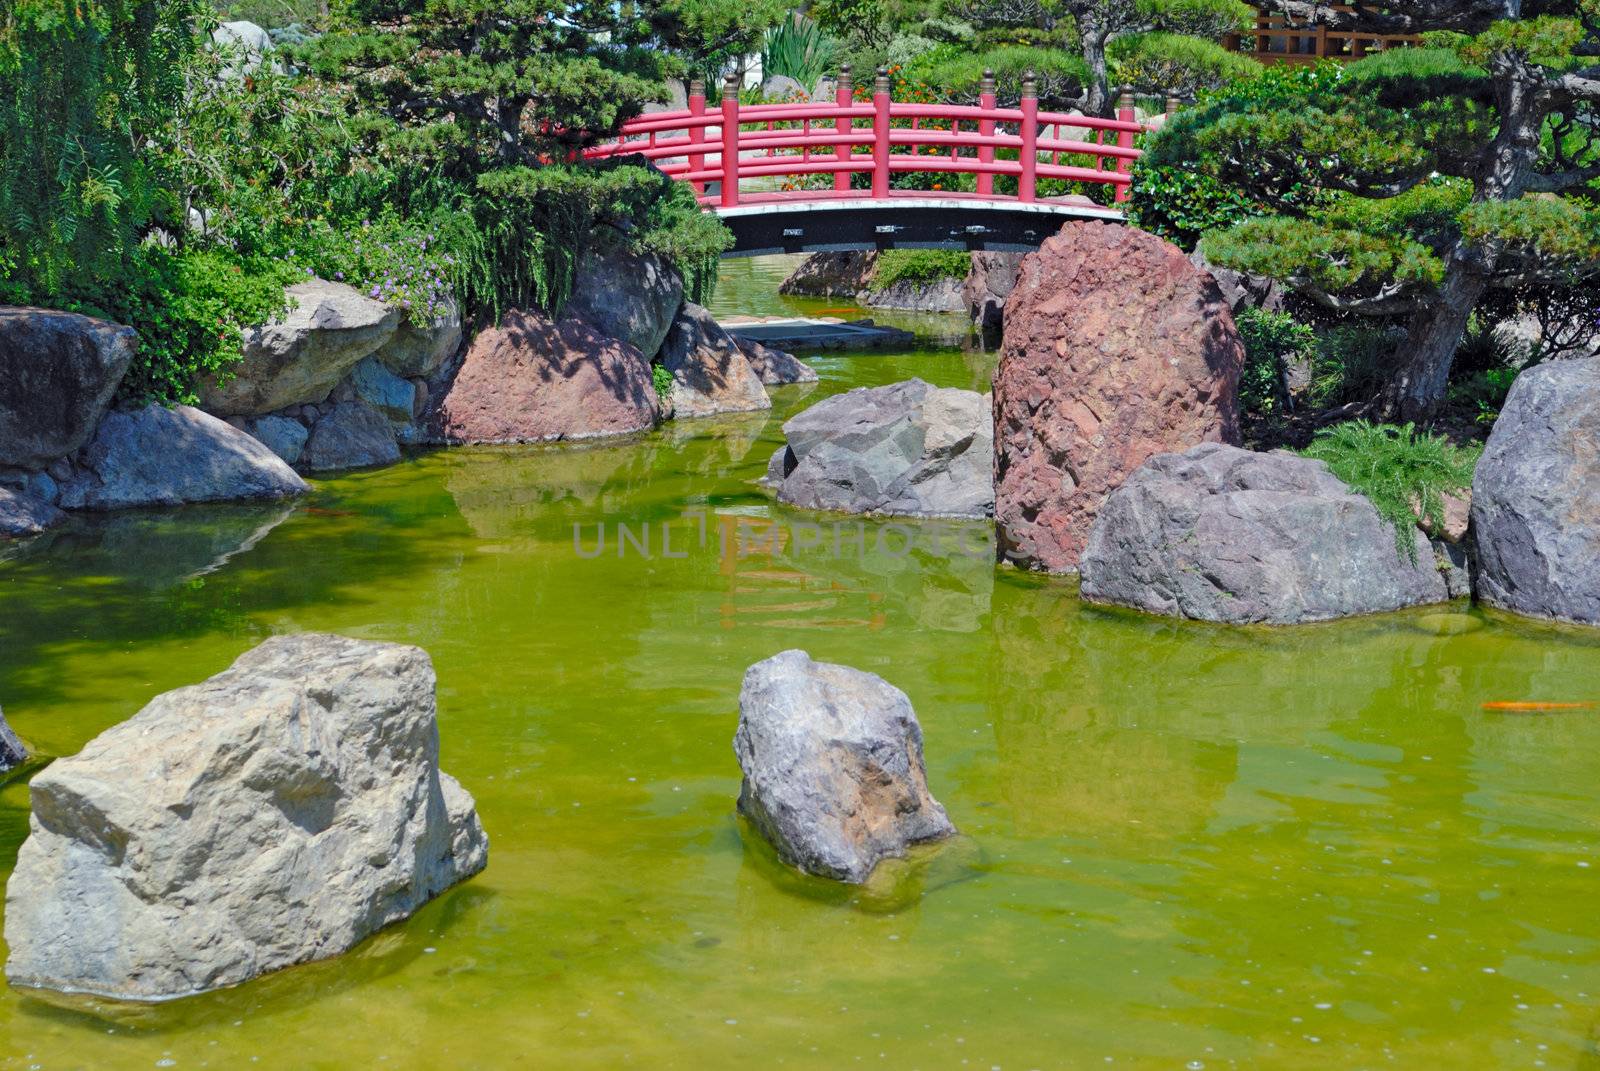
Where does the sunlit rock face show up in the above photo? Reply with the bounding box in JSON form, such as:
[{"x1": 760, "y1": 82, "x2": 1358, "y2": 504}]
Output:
[
  {"x1": 1472, "y1": 356, "x2": 1600, "y2": 626},
  {"x1": 3, "y1": 634, "x2": 487, "y2": 1001},
  {"x1": 734, "y1": 649, "x2": 955, "y2": 884}
]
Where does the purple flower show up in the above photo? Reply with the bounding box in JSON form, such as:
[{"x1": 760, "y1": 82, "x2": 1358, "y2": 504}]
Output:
[{"x1": 369, "y1": 286, "x2": 380, "y2": 299}]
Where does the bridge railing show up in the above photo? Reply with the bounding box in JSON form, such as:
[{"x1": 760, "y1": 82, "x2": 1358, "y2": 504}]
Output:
[{"x1": 585, "y1": 67, "x2": 1149, "y2": 208}]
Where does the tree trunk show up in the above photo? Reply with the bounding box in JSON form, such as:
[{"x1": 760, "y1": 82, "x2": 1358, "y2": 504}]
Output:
[
  {"x1": 1379, "y1": 53, "x2": 1547, "y2": 422},
  {"x1": 1080, "y1": 22, "x2": 1113, "y2": 117},
  {"x1": 1382, "y1": 261, "x2": 1487, "y2": 423}
]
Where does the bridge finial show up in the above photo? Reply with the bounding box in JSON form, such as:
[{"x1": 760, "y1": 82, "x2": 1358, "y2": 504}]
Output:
[
  {"x1": 688, "y1": 77, "x2": 704, "y2": 99},
  {"x1": 980, "y1": 69, "x2": 995, "y2": 95},
  {"x1": 724, "y1": 69, "x2": 740, "y2": 97},
  {"x1": 837, "y1": 63, "x2": 852, "y2": 93},
  {"x1": 1020, "y1": 70, "x2": 1037, "y2": 100},
  {"x1": 1118, "y1": 86, "x2": 1135, "y2": 113},
  {"x1": 875, "y1": 66, "x2": 890, "y2": 94}
]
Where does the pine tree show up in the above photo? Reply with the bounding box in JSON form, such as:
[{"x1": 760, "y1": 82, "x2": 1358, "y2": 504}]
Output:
[{"x1": 1149, "y1": 2, "x2": 1600, "y2": 420}]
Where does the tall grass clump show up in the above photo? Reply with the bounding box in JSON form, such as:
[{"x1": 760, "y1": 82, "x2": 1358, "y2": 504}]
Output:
[{"x1": 1301, "y1": 420, "x2": 1480, "y2": 557}]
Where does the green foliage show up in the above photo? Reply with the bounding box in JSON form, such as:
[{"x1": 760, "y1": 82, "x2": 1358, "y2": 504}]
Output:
[
  {"x1": 1235, "y1": 306, "x2": 1315, "y2": 414},
  {"x1": 1459, "y1": 196, "x2": 1600, "y2": 262},
  {"x1": 1301, "y1": 420, "x2": 1480, "y2": 556},
  {"x1": 1203, "y1": 217, "x2": 1445, "y2": 297},
  {"x1": 1107, "y1": 32, "x2": 1260, "y2": 100},
  {"x1": 762, "y1": 13, "x2": 837, "y2": 91},
  {"x1": 651, "y1": 363, "x2": 674, "y2": 400},
  {"x1": 872, "y1": 249, "x2": 972, "y2": 289},
  {"x1": 922, "y1": 46, "x2": 1091, "y2": 107},
  {"x1": 653, "y1": 0, "x2": 791, "y2": 81},
  {"x1": 1128, "y1": 156, "x2": 1255, "y2": 249},
  {"x1": 0, "y1": 0, "x2": 199, "y2": 292},
  {"x1": 1306, "y1": 325, "x2": 1399, "y2": 408},
  {"x1": 1449, "y1": 366, "x2": 1519, "y2": 424}
]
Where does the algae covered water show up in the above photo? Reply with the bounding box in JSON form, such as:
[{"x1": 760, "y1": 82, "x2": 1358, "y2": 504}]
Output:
[{"x1": 2, "y1": 259, "x2": 1600, "y2": 1069}]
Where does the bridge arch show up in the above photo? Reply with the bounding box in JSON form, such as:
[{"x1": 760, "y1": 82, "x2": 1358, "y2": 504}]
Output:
[{"x1": 587, "y1": 66, "x2": 1149, "y2": 257}]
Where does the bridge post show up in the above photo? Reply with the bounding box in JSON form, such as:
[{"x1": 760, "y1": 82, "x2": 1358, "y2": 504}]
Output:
[
  {"x1": 688, "y1": 79, "x2": 707, "y2": 197},
  {"x1": 720, "y1": 71, "x2": 740, "y2": 208},
  {"x1": 872, "y1": 67, "x2": 891, "y2": 199},
  {"x1": 1018, "y1": 71, "x2": 1038, "y2": 203},
  {"x1": 1115, "y1": 88, "x2": 1136, "y2": 204},
  {"x1": 833, "y1": 65, "x2": 853, "y2": 193},
  {"x1": 977, "y1": 69, "x2": 996, "y2": 197}
]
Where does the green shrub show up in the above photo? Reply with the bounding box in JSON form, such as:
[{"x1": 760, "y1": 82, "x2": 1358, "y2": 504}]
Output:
[
  {"x1": 872, "y1": 249, "x2": 971, "y2": 290},
  {"x1": 1306, "y1": 325, "x2": 1398, "y2": 408},
  {"x1": 1235, "y1": 307, "x2": 1315, "y2": 414},
  {"x1": 762, "y1": 13, "x2": 837, "y2": 92},
  {"x1": 1301, "y1": 420, "x2": 1480, "y2": 555},
  {"x1": 652, "y1": 363, "x2": 674, "y2": 401}
]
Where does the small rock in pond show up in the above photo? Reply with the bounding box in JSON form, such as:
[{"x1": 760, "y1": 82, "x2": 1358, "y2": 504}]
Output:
[
  {"x1": 3, "y1": 633, "x2": 488, "y2": 1001},
  {"x1": 734, "y1": 649, "x2": 955, "y2": 884},
  {"x1": 0, "y1": 703, "x2": 26, "y2": 771}
]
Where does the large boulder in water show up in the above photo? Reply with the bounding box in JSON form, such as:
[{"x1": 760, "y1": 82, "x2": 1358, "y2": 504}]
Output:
[
  {"x1": 659, "y1": 303, "x2": 771, "y2": 418},
  {"x1": 58, "y1": 404, "x2": 308, "y2": 510},
  {"x1": 993, "y1": 221, "x2": 1244, "y2": 573},
  {"x1": 1472, "y1": 356, "x2": 1600, "y2": 625},
  {"x1": 434, "y1": 309, "x2": 660, "y2": 443},
  {"x1": 767, "y1": 378, "x2": 993, "y2": 519},
  {"x1": 0, "y1": 307, "x2": 136, "y2": 470},
  {"x1": 963, "y1": 251, "x2": 1024, "y2": 333},
  {"x1": 3, "y1": 633, "x2": 488, "y2": 1001},
  {"x1": 735, "y1": 650, "x2": 955, "y2": 884},
  {"x1": 778, "y1": 251, "x2": 877, "y2": 298},
  {"x1": 566, "y1": 247, "x2": 683, "y2": 360},
  {"x1": 200, "y1": 280, "x2": 400, "y2": 417},
  {"x1": 1080, "y1": 443, "x2": 1452, "y2": 624}
]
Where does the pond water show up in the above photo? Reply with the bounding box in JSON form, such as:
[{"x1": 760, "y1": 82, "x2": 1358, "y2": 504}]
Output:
[{"x1": 2, "y1": 258, "x2": 1599, "y2": 1069}]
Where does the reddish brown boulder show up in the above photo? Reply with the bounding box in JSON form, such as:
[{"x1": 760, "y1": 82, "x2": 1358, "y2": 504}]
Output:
[
  {"x1": 434, "y1": 310, "x2": 660, "y2": 444},
  {"x1": 993, "y1": 222, "x2": 1243, "y2": 573}
]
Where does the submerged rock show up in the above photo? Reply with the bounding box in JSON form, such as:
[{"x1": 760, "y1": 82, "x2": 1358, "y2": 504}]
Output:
[
  {"x1": 201, "y1": 280, "x2": 400, "y2": 417},
  {"x1": 1079, "y1": 443, "x2": 1452, "y2": 624},
  {"x1": 0, "y1": 307, "x2": 136, "y2": 470},
  {"x1": 0, "y1": 704, "x2": 25, "y2": 771},
  {"x1": 659, "y1": 303, "x2": 771, "y2": 418},
  {"x1": 768, "y1": 378, "x2": 993, "y2": 519},
  {"x1": 434, "y1": 308, "x2": 660, "y2": 443},
  {"x1": 734, "y1": 649, "x2": 955, "y2": 884},
  {"x1": 994, "y1": 221, "x2": 1244, "y2": 573},
  {"x1": 302, "y1": 400, "x2": 400, "y2": 472},
  {"x1": 0, "y1": 487, "x2": 65, "y2": 538},
  {"x1": 3, "y1": 633, "x2": 488, "y2": 1001},
  {"x1": 1472, "y1": 356, "x2": 1600, "y2": 625},
  {"x1": 58, "y1": 404, "x2": 308, "y2": 510},
  {"x1": 735, "y1": 337, "x2": 818, "y2": 386}
]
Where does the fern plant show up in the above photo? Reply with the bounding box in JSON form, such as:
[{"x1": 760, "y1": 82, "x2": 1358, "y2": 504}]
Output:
[
  {"x1": 761, "y1": 13, "x2": 837, "y2": 92},
  {"x1": 1301, "y1": 420, "x2": 1481, "y2": 559}
]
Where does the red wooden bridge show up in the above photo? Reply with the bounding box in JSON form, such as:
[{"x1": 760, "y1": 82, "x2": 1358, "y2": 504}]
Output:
[{"x1": 586, "y1": 67, "x2": 1149, "y2": 257}]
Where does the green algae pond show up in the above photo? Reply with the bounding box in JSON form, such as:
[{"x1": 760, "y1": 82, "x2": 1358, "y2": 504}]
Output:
[{"x1": 2, "y1": 258, "x2": 1600, "y2": 1069}]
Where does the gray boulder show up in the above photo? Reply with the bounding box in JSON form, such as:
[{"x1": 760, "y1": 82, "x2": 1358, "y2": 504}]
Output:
[
  {"x1": 245, "y1": 414, "x2": 310, "y2": 466},
  {"x1": 349, "y1": 356, "x2": 415, "y2": 423},
  {"x1": 660, "y1": 303, "x2": 771, "y2": 418},
  {"x1": 779, "y1": 251, "x2": 877, "y2": 298},
  {"x1": 566, "y1": 248, "x2": 683, "y2": 360},
  {"x1": 863, "y1": 275, "x2": 966, "y2": 313},
  {"x1": 735, "y1": 337, "x2": 818, "y2": 385},
  {"x1": 769, "y1": 378, "x2": 993, "y2": 519},
  {"x1": 210, "y1": 20, "x2": 281, "y2": 77},
  {"x1": 201, "y1": 280, "x2": 400, "y2": 417},
  {"x1": 1080, "y1": 443, "x2": 1452, "y2": 624},
  {"x1": 0, "y1": 704, "x2": 24, "y2": 771},
  {"x1": 3, "y1": 634, "x2": 488, "y2": 1001},
  {"x1": 1188, "y1": 246, "x2": 1286, "y2": 316},
  {"x1": 375, "y1": 298, "x2": 462, "y2": 378},
  {"x1": 0, "y1": 488, "x2": 65, "y2": 538},
  {"x1": 735, "y1": 650, "x2": 955, "y2": 884},
  {"x1": 761, "y1": 74, "x2": 809, "y2": 100},
  {"x1": 0, "y1": 307, "x2": 136, "y2": 470},
  {"x1": 302, "y1": 401, "x2": 400, "y2": 472},
  {"x1": 59, "y1": 405, "x2": 308, "y2": 510},
  {"x1": 963, "y1": 251, "x2": 1024, "y2": 332},
  {"x1": 1472, "y1": 356, "x2": 1600, "y2": 625}
]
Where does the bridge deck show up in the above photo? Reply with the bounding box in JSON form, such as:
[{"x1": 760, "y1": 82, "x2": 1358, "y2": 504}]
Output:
[{"x1": 712, "y1": 192, "x2": 1123, "y2": 257}]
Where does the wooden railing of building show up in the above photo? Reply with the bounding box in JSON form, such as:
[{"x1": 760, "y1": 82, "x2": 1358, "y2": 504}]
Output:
[{"x1": 1224, "y1": 6, "x2": 1421, "y2": 65}]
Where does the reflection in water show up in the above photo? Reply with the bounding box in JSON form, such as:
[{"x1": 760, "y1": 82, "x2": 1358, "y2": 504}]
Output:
[{"x1": 2, "y1": 333, "x2": 1600, "y2": 1069}]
